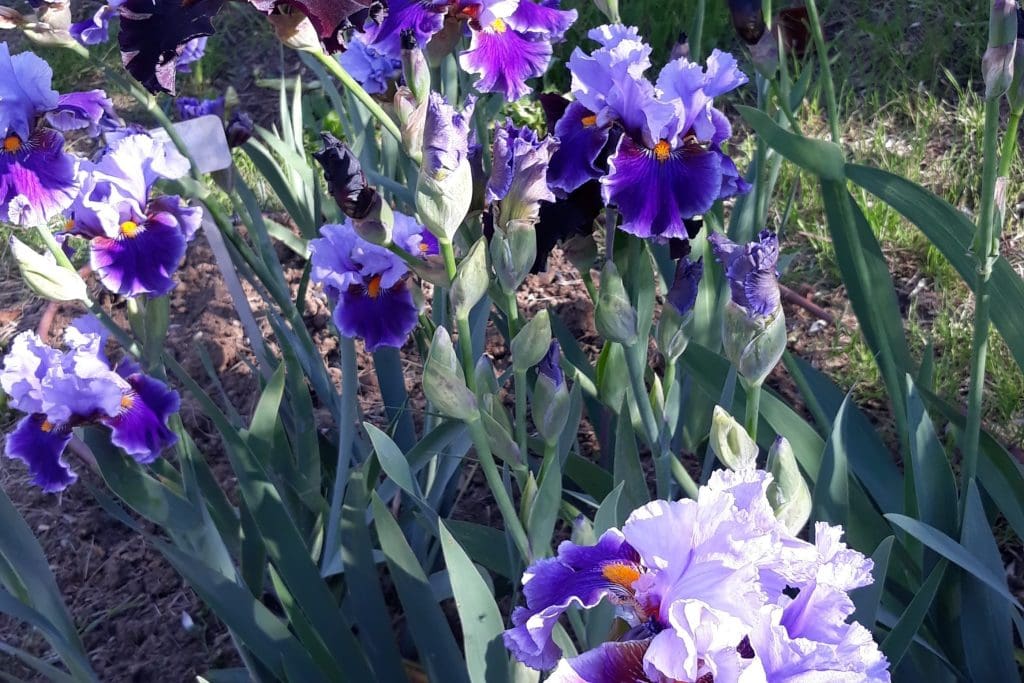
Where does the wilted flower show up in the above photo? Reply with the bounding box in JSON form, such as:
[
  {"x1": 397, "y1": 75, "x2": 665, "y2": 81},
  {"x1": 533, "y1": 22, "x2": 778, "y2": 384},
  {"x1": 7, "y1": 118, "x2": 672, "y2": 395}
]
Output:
[
  {"x1": 66, "y1": 134, "x2": 201, "y2": 297},
  {"x1": 505, "y1": 468, "x2": 890, "y2": 682},
  {"x1": 366, "y1": 0, "x2": 577, "y2": 101},
  {"x1": 309, "y1": 213, "x2": 435, "y2": 350},
  {"x1": 0, "y1": 42, "x2": 121, "y2": 226},
  {"x1": 548, "y1": 26, "x2": 748, "y2": 242},
  {"x1": 175, "y1": 96, "x2": 225, "y2": 121},
  {"x1": 709, "y1": 229, "x2": 781, "y2": 318},
  {"x1": 487, "y1": 120, "x2": 558, "y2": 229},
  {"x1": 313, "y1": 132, "x2": 399, "y2": 244},
  {"x1": 338, "y1": 33, "x2": 401, "y2": 94},
  {"x1": 0, "y1": 319, "x2": 179, "y2": 492}
]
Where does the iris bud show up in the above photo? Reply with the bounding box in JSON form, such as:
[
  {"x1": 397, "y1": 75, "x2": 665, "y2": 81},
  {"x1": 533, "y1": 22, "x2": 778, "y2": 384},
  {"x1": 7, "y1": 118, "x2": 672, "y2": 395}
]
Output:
[
  {"x1": 595, "y1": 261, "x2": 638, "y2": 346},
  {"x1": 491, "y1": 219, "x2": 537, "y2": 292},
  {"x1": 722, "y1": 301, "x2": 787, "y2": 387},
  {"x1": 451, "y1": 237, "x2": 489, "y2": 318},
  {"x1": 533, "y1": 341, "x2": 569, "y2": 445},
  {"x1": 767, "y1": 436, "x2": 811, "y2": 534},
  {"x1": 10, "y1": 235, "x2": 89, "y2": 303},
  {"x1": 423, "y1": 327, "x2": 477, "y2": 421},
  {"x1": 416, "y1": 93, "x2": 475, "y2": 241},
  {"x1": 710, "y1": 405, "x2": 758, "y2": 471},
  {"x1": 510, "y1": 310, "x2": 552, "y2": 371},
  {"x1": 984, "y1": 0, "x2": 1018, "y2": 98},
  {"x1": 225, "y1": 111, "x2": 254, "y2": 148},
  {"x1": 400, "y1": 29, "x2": 431, "y2": 105},
  {"x1": 394, "y1": 87, "x2": 426, "y2": 165},
  {"x1": 267, "y1": 10, "x2": 323, "y2": 54},
  {"x1": 592, "y1": 0, "x2": 620, "y2": 24},
  {"x1": 657, "y1": 256, "x2": 702, "y2": 362}
]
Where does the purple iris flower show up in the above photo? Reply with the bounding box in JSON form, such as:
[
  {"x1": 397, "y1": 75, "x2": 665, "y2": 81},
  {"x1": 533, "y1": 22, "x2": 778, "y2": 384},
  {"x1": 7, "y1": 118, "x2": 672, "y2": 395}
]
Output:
[
  {"x1": 0, "y1": 42, "x2": 88, "y2": 226},
  {"x1": 67, "y1": 133, "x2": 201, "y2": 297},
  {"x1": 504, "y1": 467, "x2": 890, "y2": 682},
  {"x1": 45, "y1": 91, "x2": 123, "y2": 136},
  {"x1": 309, "y1": 213, "x2": 433, "y2": 351},
  {"x1": 709, "y1": 229, "x2": 781, "y2": 318},
  {"x1": 666, "y1": 256, "x2": 702, "y2": 317},
  {"x1": 551, "y1": 26, "x2": 749, "y2": 241},
  {"x1": 364, "y1": 0, "x2": 448, "y2": 56},
  {"x1": 0, "y1": 320, "x2": 179, "y2": 492},
  {"x1": 176, "y1": 37, "x2": 208, "y2": 73},
  {"x1": 70, "y1": 0, "x2": 125, "y2": 46},
  {"x1": 175, "y1": 96, "x2": 226, "y2": 121},
  {"x1": 338, "y1": 34, "x2": 402, "y2": 94},
  {"x1": 487, "y1": 120, "x2": 557, "y2": 224}
]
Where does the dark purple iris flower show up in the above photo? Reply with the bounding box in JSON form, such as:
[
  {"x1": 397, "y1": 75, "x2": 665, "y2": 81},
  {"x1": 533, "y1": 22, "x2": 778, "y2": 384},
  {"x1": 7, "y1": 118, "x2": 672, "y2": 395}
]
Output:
[
  {"x1": 309, "y1": 213, "x2": 434, "y2": 350},
  {"x1": 66, "y1": 133, "x2": 201, "y2": 297},
  {"x1": 665, "y1": 255, "x2": 702, "y2": 317},
  {"x1": 0, "y1": 320, "x2": 179, "y2": 492},
  {"x1": 536, "y1": 339, "x2": 564, "y2": 389},
  {"x1": 175, "y1": 96, "x2": 226, "y2": 121},
  {"x1": 365, "y1": 0, "x2": 576, "y2": 101},
  {"x1": 0, "y1": 43, "x2": 119, "y2": 226},
  {"x1": 708, "y1": 229, "x2": 781, "y2": 317},
  {"x1": 547, "y1": 25, "x2": 749, "y2": 242},
  {"x1": 487, "y1": 119, "x2": 557, "y2": 226}
]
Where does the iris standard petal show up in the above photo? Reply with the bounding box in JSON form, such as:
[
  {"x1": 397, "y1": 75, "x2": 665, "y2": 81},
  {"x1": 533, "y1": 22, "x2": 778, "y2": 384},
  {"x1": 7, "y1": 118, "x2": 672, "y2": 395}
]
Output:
[
  {"x1": 6, "y1": 415, "x2": 76, "y2": 493},
  {"x1": 333, "y1": 279, "x2": 419, "y2": 351},
  {"x1": 602, "y1": 135, "x2": 722, "y2": 239}
]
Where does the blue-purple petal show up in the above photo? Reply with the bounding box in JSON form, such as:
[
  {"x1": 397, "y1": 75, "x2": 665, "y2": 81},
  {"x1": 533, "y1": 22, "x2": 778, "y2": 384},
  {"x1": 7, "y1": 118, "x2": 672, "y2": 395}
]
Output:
[
  {"x1": 89, "y1": 212, "x2": 189, "y2": 297},
  {"x1": 459, "y1": 26, "x2": 552, "y2": 101},
  {"x1": 602, "y1": 135, "x2": 722, "y2": 239},
  {"x1": 506, "y1": 0, "x2": 576, "y2": 40},
  {"x1": 666, "y1": 256, "x2": 703, "y2": 317},
  {"x1": 1, "y1": 128, "x2": 80, "y2": 226},
  {"x1": 103, "y1": 367, "x2": 179, "y2": 463},
  {"x1": 0, "y1": 43, "x2": 58, "y2": 141},
  {"x1": 366, "y1": 0, "x2": 446, "y2": 57},
  {"x1": 548, "y1": 640, "x2": 651, "y2": 683},
  {"x1": 334, "y1": 280, "x2": 419, "y2": 351},
  {"x1": 6, "y1": 415, "x2": 76, "y2": 493},
  {"x1": 547, "y1": 101, "x2": 610, "y2": 195},
  {"x1": 46, "y1": 90, "x2": 121, "y2": 136}
]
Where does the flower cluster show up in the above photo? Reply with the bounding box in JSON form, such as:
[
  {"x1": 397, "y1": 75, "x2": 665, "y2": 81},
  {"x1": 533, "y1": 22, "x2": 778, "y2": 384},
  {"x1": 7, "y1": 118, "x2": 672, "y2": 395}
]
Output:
[
  {"x1": 0, "y1": 42, "x2": 120, "y2": 226},
  {"x1": 504, "y1": 468, "x2": 890, "y2": 682},
  {"x1": 365, "y1": 0, "x2": 577, "y2": 101},
  {"x1": 1, "y1": 319, "x2": 179, "y2": 492},
  {"x1": 66, "y1": 133, "x2": 202, "y2": 297},
  {"x1": 309, "y1": 213, "x2": 437, "y2": 351},
  {"x1": 546, "y1": 25, "x2": 749, "y2": 243}
]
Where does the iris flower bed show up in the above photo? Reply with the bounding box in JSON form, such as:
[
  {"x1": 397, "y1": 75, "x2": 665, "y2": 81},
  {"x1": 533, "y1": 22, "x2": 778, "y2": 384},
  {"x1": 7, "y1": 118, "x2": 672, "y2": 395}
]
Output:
[{"x1": 0, "y1": 0, "x2": 1022, "y2": 680}]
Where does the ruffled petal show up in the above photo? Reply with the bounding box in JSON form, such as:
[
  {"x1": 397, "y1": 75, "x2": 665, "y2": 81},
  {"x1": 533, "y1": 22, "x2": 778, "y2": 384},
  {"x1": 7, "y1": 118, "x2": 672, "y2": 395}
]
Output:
[
  {"x1": 503, "y1": 529, "x2": 642, "y2": 670},
  {"x1": 547, "y1": 101, "x2": 610, "y2": 194},
  {"x1": 602, "y1": 135, "x2": 722, "y2": 239},
  {"x1": 0, "y1": 44, "x2": 58, "y2": 140},
  {"x1": 0, "y1": 129, "x2": 80, "y2": 226},
  {"x1": 89, "y1": 211, "x2": 189, "y2": 297},
  {"x1": 101, "y1": 365, "x2": 179, "y2": 463},
  {"x1": 459, "y1": 27, "x2": 552, "y2": 101},
  {"x1": 0, "y1": 331, "x2": 61, "y2": 415},
  {"x1": 506, "y1": 0, "x2": 576, "y2": 40},
  {"x1": 366, "y1": 0, "x2": 446, "y2": 56},
  {"x1": 6, "y1": 415, "x2": 75, "y2": 493},
  {"x1": 46, "y1": 90, "x2": 122, "y2": 136},
  {"x1": 333, "y1": 279, "x2": 419, "y2": 351}
]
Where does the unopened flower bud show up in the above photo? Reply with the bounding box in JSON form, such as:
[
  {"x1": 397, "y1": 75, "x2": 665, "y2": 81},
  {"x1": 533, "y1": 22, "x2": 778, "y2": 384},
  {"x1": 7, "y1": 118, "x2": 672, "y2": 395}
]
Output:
[
  {"x1": 595, "y1": 261, "x2": 638, "y2": 346},
  {"x1": 670, "y1": 31, "x2": 690, "y2": 60},
  {"x1": 710, "y1": 405, "x2": 758, "y2": 471},
  {"x1": 423, "y1": 327, "x2": 477, "y2": 421},
  {"x1": 722, "y1": 301, "x2": 787, "y2": 386},
  {"x1": 510, "y1": 310, "x2": 552, "y2": 371},
  {"x1": 490, "y1": 219, "x2": 537, "y2": 292},
  {"x1": 592, "y1": 0, "x2": 620, "y2": 24},
  {"x1": 533, "y1": 340, "x2": 569, "y2": 445},
  {"x1": 34, "y1": 0, "x2": 71, "y2": 31},
  {"x1": 416, "y1": 92, "x2": 475, "y2": 241},
  {"x1": 766, "y1": 436, "x2": 811, "y2": 534},
  {"x1": 727, "y1": 0, "x2": 766, "y2": 44},
  {"x1": 268, "y1": 10, "x2": 323, "y2": 54},
  {"x1": 450, "y1": 237, "x2": 489, "y2": 317},
  {"x1": 488, "y1": 122, "x2": 558, "y2": 232},
  {"x1": 657, "y1": 256, "x2": 701, "y2": 362},
  {"x1": 225, "y1": 111, "x2": 254, "y2": 148},
  {"x1": 400, "y1": 28, "x2": 430, "y2": 104},
  {"x1": 0, "y1": 7, "x2": 26, "y2": 29},
  {"x1": 10, "y1": 235, "x2": 89, "y2": 303},
  {"x1": 984, "y1": 0, "x2": 1018, "y2": 98},
  {"x1": 394, "y1": 87, "x2": 426, "y2": 164},
  {"x1": 1009, "y1": 9, "x2": 1024, "y2": 111}
]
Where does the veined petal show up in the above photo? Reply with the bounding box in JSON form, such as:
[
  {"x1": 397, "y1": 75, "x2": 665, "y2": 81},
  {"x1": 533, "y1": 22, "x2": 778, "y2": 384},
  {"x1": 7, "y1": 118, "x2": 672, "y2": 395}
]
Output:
[
  {"x1": 506, "y1": 0, "x2": 576, "y2": 40},
  {"x1": 459, "y1": 27, "x2": 552, "y2": 101},
  {"x1": 366, "y1": 0, "x2": 446, "y2": 56},
  {"x1": 6, "y1": 415, "x2": 75, "y2": 493},
  {"x1": 548, "y1": 640, "x2": 652, "y2": 683},
  {"x1": 0, "y1": 43, "x2": 58, "y2": 141},
  {"x1": 602, "y1": 135, "x2": 722, "y2": 240},
  {"x1": 0, "y1": 129, "x2": 80, "y2": 226},
  {"x1": 89, "y1": 211, "x2": 189, "y2": 297},
  {"x1": 333, "y1": 279, "x2": 419, "y2": 351},
  {"x1": 102, "y1": 364, "x2": 179, "y2": 463}
]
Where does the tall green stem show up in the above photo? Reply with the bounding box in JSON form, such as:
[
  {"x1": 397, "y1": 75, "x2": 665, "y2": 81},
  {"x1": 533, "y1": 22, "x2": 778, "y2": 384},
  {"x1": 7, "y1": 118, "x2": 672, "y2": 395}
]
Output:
[
  {"x1": 505, "y1": 293, "x2": 530, "y2": 457},
  {"x1": 312, "y1": 51, "x2": 404, "y2": 146},
  {"x1": 439, "y1": 239, "x2": 476, "y2": 390},
  {"x1": 804, "y1": 0, "x2": 842, "y2": 144},
  {"x1": 466, "y1": 416, "x2": 530, "y2": 560},
  {"x1": 34, "y1": 225, "x2": 75, "y2": 271},
  {"x1": 690, "y1": 0, "x2": 706, "y2": 62},
  {"x1": 961, "y1": 101, "x2": 1003, "y2": 509},
  {"x1": 744, "y1": 379, "x2": 762, "y2": 442}
]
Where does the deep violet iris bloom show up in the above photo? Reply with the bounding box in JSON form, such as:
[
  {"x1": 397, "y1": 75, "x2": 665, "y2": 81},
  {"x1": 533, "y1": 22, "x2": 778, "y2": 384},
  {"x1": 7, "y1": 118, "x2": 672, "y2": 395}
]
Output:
[
  {"x1": 175, "y1": 96, "x2": 226, "y2": 121},
  {"x1": 0, "y1": 319, "x2": 179, "y2": 492},
  {"x1": 709, "y1": 229, "x2": 781, "y2": 318},
  {"x1": 366, "y1": 0, "x2": 577, "y2": 101},
  {"x1": 66, "y1": 133, "x2": 202, "y2": 297},
  {"x1": 549, "y1": 25, "x2": 749, "y2": 241},
  {"x1": 504, "y1": 467, "x2": 891, "y2": 682},
  {"x1": 309, "y1": 213, "x2": 435, "y2": 351},
  {"x1": 0, "y1": 43, "x2": 121, "y2": 226}
]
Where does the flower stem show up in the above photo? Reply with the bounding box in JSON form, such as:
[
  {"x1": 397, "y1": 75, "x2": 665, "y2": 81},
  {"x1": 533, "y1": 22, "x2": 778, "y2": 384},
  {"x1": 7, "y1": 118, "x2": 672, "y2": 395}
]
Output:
[
  {"x1": 503, "y1": 292, "x2": 530, "y2": 456},
  {"x1": 803, "y1": 0, "x2": 842, "y2": 144},
  {"x1": 312, "y1": 51, "x2": 404, "y2": 147},
  {"x1": 466, "y1": 414, "x2": 530, "y2": 560},
  {"x1": 624, "y1": 345, "x2": 673, "y2": 498},
  {"x1": 34, "y1": 225, "x2": 75, "y2": 271},
  {"x1": 438, "y1": 238, "x2": 476, "y2": 390},
  {"x1": 744, "y1": 378, "x2": 762, "y2": 442},
  {"x1": 961, "y1": 98, "x2": 1003, "y2": 513}
]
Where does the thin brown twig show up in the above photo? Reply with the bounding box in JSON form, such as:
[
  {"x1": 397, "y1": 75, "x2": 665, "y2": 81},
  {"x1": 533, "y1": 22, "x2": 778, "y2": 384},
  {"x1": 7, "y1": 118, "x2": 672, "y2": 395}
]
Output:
[{"x1": 780, "y1": 283, "x2": 834, "y2": 323}]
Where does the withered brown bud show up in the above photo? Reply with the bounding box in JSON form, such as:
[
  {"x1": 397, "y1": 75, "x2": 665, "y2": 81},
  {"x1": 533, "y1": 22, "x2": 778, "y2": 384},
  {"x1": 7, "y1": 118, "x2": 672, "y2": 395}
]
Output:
[{"x1": 313, "y1": 132, "x2": 376, "y2": 219}]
